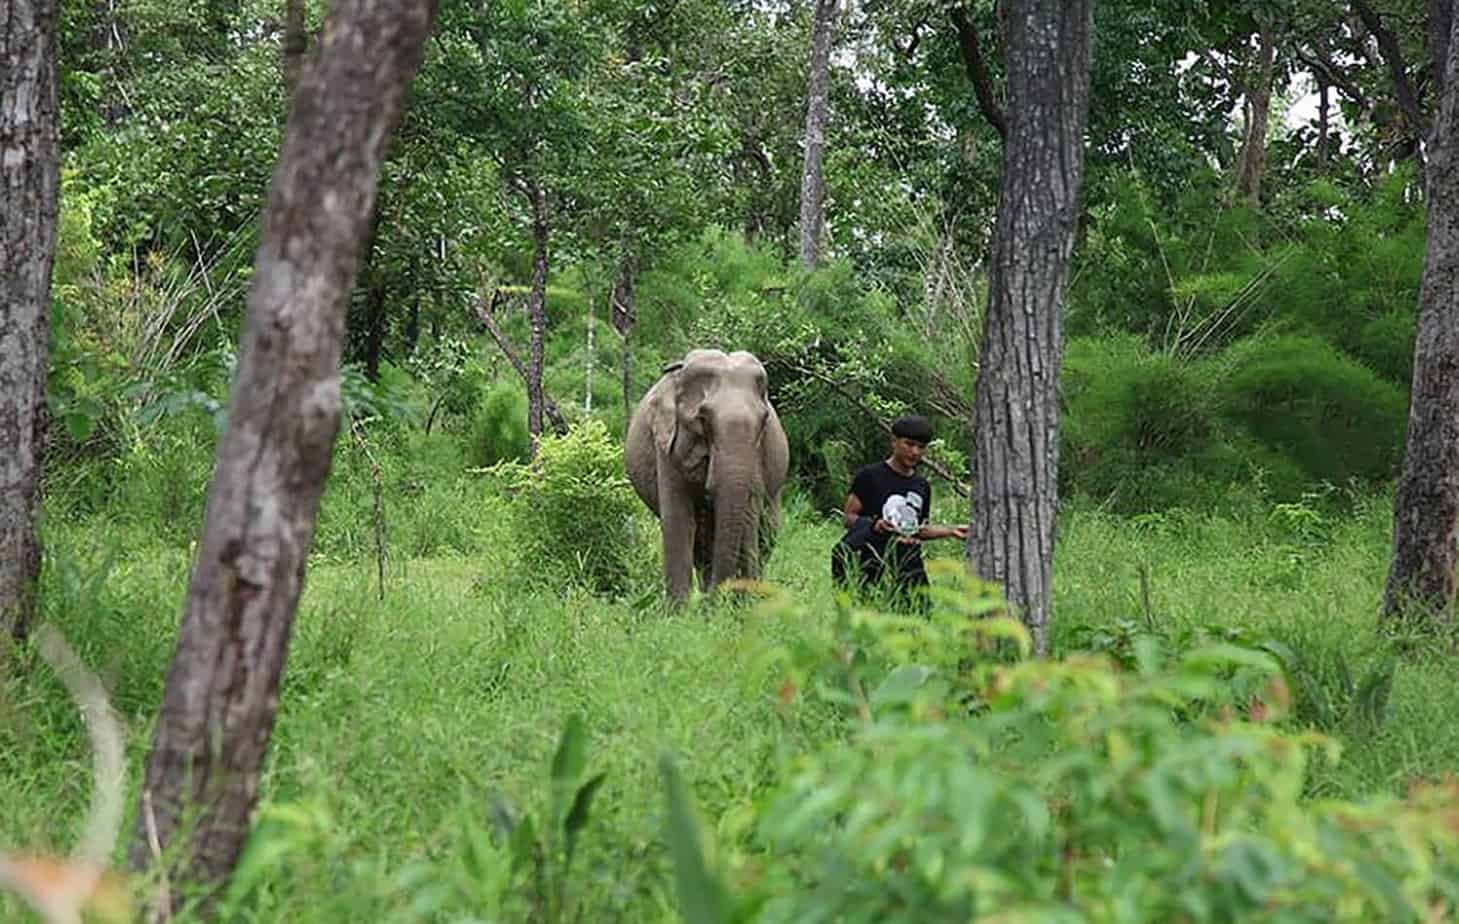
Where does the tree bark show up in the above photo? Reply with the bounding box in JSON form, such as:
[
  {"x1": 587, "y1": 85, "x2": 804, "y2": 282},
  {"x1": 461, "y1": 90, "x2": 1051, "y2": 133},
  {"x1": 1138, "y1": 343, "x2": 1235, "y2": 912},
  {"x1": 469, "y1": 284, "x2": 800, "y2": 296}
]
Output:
[
  {"x1": 797, "y1": 0, "x2": 838, "y2": 270},
  {"x1": 127, "y1": 0, "x2": 436, "y2": 904},
  {"x1": 1381, "y1": 9, "x2": 1459, "y2": 626},
  {"x1": 1435, "y1": 0, "x2": 1454, "y2": 102},
  {"x1": 0, "y1": 0, "x2": 59, "y2": 644},
  {"x1": 1236, "y1": 29, "x2": 1276, "y2": 207},
  {"x1": 969, "y1": 0, "x2": 1094, "y2": 658},
  {"x1": 525, "y1": 181, "x2": 551, "y2": 451},
  {"x1": 283, "y1": 0, "x2": 307, "y2": 96}
]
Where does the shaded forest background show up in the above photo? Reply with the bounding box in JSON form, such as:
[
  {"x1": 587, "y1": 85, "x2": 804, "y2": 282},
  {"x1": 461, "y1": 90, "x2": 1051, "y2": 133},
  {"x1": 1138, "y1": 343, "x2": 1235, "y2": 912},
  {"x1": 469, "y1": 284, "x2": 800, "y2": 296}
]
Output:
[{"x1": 41, "y1": 0, "x2": 1434, "y2": 526}]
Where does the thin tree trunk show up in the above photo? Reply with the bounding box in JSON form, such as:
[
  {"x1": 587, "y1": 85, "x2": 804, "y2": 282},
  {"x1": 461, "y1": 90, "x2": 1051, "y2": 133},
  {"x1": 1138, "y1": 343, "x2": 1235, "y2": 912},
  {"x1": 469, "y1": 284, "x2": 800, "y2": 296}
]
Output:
[
  {"x1": 363, "y1": 266, "x2": 387, "y2": 382},
  {"x1": 127, "y1": 0, "x2": 436, "y2": 905},
  {"x1": 1381, "y1": 9, "x2": 1459, "y2": 626},
  {"x1": 525, "y1": 181, "x2": 551, "y2": 451},
  {"x1": 611, "y1": 245, "x2": 638, "y2": 434},
  {"x1": 1236, "y1": 29, "x2": 1276, "y2": 207},
  {"x1": 1317, "y1": 77, "x2": 1331, "y2": 172},
  {"x1": 797, "y1": 0, "x2": 838, "y2": 270},
  {"x1": 283, "y1": 0, "x2": 307, "y2": 96},
  {"x1": 0, "y1": 0, "x2": 60, "y2": 644},
  {"x1": 969, "y1": 0, "x2": 1094, "y2": 658}
]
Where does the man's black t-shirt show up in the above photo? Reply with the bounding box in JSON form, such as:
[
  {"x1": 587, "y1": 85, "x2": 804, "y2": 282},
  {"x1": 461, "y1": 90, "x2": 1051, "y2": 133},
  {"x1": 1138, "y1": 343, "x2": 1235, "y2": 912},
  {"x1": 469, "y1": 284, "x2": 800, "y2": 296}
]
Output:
[{"x1": 841, "y1": 461, "x2": 932, "y2": 583}]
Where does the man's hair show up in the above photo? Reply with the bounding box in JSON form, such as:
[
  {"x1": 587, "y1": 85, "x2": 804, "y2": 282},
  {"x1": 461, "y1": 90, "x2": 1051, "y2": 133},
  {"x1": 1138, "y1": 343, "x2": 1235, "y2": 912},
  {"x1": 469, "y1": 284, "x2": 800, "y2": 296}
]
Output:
[{"x1": 891, "y1": 415, "x2": 933, "y2": 443}]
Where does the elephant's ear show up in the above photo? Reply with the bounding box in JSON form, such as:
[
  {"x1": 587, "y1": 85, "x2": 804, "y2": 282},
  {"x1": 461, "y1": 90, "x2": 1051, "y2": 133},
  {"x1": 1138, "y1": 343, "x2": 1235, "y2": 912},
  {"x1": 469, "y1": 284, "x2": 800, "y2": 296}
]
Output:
[{"x1": 652, "y1": 367, "x2": 682, "y2": 457}]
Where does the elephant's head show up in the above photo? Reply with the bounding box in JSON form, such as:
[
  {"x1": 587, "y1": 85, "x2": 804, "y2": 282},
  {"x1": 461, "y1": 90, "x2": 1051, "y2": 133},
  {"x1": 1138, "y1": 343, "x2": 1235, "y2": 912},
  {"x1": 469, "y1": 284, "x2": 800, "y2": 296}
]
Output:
[{"x1": 653, "y1": 349, "x2": 780, "y2": 586}]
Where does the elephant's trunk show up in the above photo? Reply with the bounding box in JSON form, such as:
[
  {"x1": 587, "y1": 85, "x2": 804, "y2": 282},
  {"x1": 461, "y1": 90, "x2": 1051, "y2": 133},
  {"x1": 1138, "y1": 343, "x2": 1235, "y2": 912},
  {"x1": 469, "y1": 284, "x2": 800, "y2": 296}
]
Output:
[{"x1": 708, "y1": 451, "x2": 765, "y2": 591}]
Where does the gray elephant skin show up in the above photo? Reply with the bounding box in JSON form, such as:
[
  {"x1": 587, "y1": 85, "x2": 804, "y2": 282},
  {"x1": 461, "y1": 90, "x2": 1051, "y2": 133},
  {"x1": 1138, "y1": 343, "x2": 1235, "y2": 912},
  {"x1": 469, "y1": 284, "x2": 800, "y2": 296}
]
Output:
[{"x1": 626, "y1": 349, "x2": 790, "y2": 601}]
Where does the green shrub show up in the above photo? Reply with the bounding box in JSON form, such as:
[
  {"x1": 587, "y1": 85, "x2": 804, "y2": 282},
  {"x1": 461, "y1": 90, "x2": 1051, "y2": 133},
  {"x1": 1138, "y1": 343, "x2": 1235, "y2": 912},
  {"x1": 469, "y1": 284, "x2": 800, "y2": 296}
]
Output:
[
  {"x1": 663, "y1": 580, "x2": 1459, "y2": 923},
  {"x1": 491, "y1": 419, "x2": 648, "y2": 597},
  {"x1": 1219, "y1": 334, "x2": 1407, "y2": 486},
  {"x1": 1061, "y1": 335, "x2": 1265, "y2": 510},
  {"x1": 468, "y1": 379, "x2": 531, "y2": 468},
  {"x1": 1355, "y1": 311, "x2": 1415, "y2": 386}
]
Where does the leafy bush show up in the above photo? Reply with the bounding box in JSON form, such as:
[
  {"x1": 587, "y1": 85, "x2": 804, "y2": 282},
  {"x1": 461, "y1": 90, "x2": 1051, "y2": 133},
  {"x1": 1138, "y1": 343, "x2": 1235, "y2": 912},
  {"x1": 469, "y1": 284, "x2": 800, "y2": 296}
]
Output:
[
  {"x1": 468, "y1": 378, "x2": 532, "y2": 468},
  {"x1": 491, "y1": 419, "x2": 647, "y2": 597},
  {"x1": 1354, "y1": 311, "x2": 1415, "y2": 387},
  {"x1": 1060, "y1": 335, "x2": 1276, "y2": 510},
  {"x1": 1219, "y1": 334, "x2": 1407, "y2": 486},
  {"x1": 663, "y1": 579, "x2": 1459, "y2": 923}
]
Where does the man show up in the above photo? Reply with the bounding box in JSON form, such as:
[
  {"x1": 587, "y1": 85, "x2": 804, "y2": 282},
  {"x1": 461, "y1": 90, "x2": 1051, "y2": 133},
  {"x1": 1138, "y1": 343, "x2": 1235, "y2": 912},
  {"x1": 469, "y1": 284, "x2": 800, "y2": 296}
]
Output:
[{"x1": 832, "y1": 415, "x2": 968, "y2": 606}]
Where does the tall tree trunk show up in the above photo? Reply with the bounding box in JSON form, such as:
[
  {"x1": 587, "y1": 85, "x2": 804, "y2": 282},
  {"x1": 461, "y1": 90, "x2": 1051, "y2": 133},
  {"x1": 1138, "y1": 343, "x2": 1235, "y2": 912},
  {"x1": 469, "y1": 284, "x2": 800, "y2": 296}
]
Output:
[
  {"x1": 283, "y1": 0, "x2": 307, "y2": 96},
  {"x1": 797, "y1": 0, "x2": 838, "y2": 270},
  {"x1": 968, "y1": 0, "x2": 1094, "y2": 658},
  {"x1": 611, "y1": 245, "x2": 638, "y2": 435},
  {"x1": 0, "y1": 0, "x2": 60, "y2": 645},
  {"x1": 127, "y1": 0, "x2": 436, "y2": 904},
  {"x1": 1236, "y1": 29, "x2": 1276, "y2": 207},
  {"x1": 1381, "y1": 9, "x2": 1459, "y2": 626},
  {"x1": 525, "y1": 181, "x2": 551, "y2": 451}
]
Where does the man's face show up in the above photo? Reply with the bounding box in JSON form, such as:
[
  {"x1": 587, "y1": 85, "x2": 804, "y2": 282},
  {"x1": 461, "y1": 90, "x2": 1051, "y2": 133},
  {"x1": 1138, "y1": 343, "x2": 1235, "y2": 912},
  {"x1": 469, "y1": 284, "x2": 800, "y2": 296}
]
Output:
[{"x1": 891, "y1": 436, "x2": 926, "y2": 468}]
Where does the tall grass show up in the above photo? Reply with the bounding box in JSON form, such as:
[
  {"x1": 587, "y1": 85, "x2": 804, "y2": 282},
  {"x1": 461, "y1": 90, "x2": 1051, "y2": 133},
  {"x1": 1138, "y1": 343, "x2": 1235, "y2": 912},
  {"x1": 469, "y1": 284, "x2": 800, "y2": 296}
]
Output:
[{"x1": 6, "y1": 446, "x2": 1459, "y2": 920}]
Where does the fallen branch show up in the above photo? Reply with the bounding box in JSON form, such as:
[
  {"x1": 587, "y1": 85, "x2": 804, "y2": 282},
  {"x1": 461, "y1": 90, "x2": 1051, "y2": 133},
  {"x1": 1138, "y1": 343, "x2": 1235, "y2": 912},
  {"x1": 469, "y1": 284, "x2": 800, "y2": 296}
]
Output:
[
  {"x1": 470, "y1": 283, "x2": 569, "y2": 436},
  {"x1": 787, "y1": 363, "x2": 970, "y2": 497}
]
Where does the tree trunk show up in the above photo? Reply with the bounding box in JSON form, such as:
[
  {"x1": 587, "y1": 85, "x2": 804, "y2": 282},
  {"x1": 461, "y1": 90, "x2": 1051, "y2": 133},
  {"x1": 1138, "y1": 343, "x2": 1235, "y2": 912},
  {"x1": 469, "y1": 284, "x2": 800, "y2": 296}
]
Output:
[
  {"x1": 1236, "y1": 29, "x2": 1276, "y2": 207},
  {"x1": 797, "y1": 0, "x2": 838, "y2": 270},
  {"x1": 283, "y1": 0, "x2": 307, "y2": 96},
  {"x1": 363, "y1": 265, "x2": 387, "y2": 382},
  {"x1": 611, "y1": 245, "x2": 638, "y2": 434},
  {"x1": 1381, "y1": 9, "x2": 1459, "y2": 626},
  {"x1": 1435, "y1": 0, "x2": 1454, "y2": 101},
  {"x1": 0, "y1": 0, "x2": 60, "y2": 644},
  {"x1": 127, "y1": 0, "x2": 436, "y2": 904},
  {"x1": 968, "y1": 0, "x2": 1094, "y2": 658},
  {"x1": 1317, "y1": 77, "x2": 1331, "y2": 172},
  {"x1": 525, "y1": 181, "x2": 551, "y2": 451}
]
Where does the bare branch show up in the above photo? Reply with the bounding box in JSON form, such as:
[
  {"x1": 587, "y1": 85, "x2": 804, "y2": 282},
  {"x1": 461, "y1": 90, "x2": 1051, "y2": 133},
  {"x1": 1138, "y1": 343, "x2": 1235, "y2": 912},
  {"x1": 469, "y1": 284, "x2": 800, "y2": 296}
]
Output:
[
  {"x1": 949, "y1": 5, "x2": 1007, "y2": 139},
  {"x1": 787, "y1": 362, "x2": 969, "y2": 496},
  {"x1": 471, "y1": 281, "x2": 570, "y2": 436}
]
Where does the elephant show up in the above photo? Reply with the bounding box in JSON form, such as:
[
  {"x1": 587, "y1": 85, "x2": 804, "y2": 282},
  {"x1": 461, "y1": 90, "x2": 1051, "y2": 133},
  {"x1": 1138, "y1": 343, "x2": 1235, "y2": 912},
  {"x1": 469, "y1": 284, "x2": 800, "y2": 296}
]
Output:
[{"x1": 626, "y1": 349, "x2": 790, "y2": 602}]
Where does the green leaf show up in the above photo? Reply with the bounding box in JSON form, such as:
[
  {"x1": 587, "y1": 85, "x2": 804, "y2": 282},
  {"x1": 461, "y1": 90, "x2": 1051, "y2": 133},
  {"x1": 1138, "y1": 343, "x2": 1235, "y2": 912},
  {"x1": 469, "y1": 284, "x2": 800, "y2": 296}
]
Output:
[
  {"x1": 552, "y1": 713, "x2": 588, "y2": 785},
  {"x1": 660, "y1": 756, "x2": 732, "y2": 924},
  {"x1": 870, "y1": 663, "x2": 934, "y2": 709},
  {"x1": 563, "y1": 771, "x2": 607, "y2": 867}
]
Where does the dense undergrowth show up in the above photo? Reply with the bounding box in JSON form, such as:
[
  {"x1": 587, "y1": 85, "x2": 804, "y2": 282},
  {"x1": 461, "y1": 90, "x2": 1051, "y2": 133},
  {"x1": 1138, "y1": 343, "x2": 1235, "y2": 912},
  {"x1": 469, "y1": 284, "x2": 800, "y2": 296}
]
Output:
[{"x1": 7, "y1": 419, "x2": 1459, "y2": 922}]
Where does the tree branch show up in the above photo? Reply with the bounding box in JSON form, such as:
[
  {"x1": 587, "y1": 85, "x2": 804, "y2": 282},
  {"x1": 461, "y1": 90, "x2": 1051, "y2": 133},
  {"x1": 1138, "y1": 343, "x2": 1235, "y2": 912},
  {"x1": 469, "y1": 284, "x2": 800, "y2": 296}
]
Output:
[
  {"x1": 949, "y1": 5, "x2": 1007, "y2": 139},
  {"x1": 1351, "y1": 0, "x2": 1429, "y2": 137},
  {"x1": 787, "y1": 363, "x2": 970, "y2": 496},
  {"x1": 471, "y1": 285, "x2": 570, "y2": 436},
  {"x1": 1295, "y1": 46, "x2": 1369, "y2": 110}
]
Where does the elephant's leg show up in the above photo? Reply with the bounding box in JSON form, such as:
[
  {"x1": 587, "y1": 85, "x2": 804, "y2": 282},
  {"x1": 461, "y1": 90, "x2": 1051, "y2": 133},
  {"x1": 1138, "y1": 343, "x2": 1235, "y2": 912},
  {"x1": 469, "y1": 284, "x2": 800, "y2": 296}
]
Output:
[
  {"x1": 657, "y1": 465, "x2": 696, "y2": 602},
  {"x1": 756, "y1": 494, "x2": 782, "y2": 578}
]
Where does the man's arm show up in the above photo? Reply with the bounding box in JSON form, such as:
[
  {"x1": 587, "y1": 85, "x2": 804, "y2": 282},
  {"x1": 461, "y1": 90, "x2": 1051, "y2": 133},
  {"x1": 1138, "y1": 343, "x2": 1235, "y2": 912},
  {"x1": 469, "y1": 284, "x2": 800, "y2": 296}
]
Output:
[
  {"x1": 917, "y1": 523, "x2": 969, "y2": 541},
  {"x1": 843, "y1": 492, "x2": 865, "y2": 529}
]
